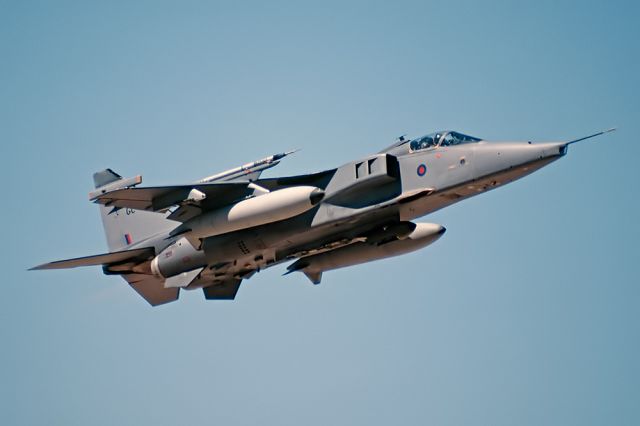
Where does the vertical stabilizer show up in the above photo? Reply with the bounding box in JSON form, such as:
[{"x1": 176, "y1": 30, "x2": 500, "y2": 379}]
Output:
[{"x1": 93, "y1": 169, "x2": 176, "y2": 252}]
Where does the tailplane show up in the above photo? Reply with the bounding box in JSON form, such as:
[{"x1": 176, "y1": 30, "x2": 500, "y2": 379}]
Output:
[
  {"x1": 30, "y1": 170, "x2": 190, "y2": 306},
  {"x1": 92, "y1": 169, "x2": 176, "y2": 251},
  {"x1": 29, "y1": 247, "x2": 154, "y2": 270}
]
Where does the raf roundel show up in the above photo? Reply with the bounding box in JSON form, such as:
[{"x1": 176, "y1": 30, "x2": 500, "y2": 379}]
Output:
[{"x1": 416, "y1": 163, "x2": 427, "y2": 176}]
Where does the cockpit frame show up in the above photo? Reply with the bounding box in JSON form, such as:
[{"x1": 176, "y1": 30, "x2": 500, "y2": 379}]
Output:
[{"x1": 408, "y1": 131, "x2": 482, "y2": 152}]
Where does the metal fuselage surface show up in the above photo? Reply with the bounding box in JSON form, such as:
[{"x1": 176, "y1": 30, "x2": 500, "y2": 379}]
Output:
[{"x1": 158, "y1": 138, "x2": 567, "y2": 288}]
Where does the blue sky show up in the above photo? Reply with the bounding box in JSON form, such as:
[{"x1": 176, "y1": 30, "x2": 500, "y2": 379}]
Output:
[{"x1": 1, "y1": 1, "x2": 638, "y2": 425}]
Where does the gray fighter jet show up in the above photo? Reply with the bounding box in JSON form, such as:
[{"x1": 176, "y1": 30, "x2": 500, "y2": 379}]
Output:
[{"x1": 31, "y1": 128, "x2": 615, "y2": 305}]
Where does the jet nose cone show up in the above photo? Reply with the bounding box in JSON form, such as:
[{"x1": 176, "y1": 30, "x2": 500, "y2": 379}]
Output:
[
  {"x1": 309, "y1": 188, "x2": 325, "y2": 205},
  {"x1": 540, "y1": 142, "x2": 568, "y2": 158}
]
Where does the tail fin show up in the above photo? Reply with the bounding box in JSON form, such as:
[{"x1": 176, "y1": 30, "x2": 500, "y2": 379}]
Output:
[{"x1": 93, "y1": 169, "x2": 176, "y2": 252}]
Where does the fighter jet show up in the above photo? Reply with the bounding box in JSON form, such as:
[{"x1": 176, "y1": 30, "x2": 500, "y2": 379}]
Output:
[{"x1": 31, "y1": 128, "x2": 615, "y2": 305}]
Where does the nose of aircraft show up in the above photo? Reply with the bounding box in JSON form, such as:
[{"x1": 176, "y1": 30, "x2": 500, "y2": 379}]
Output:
[
  {"x1": 473, "y1": 140, "x2": 568, "y2": 185},
  {"x1": 477, "y1": 140, "x2": 566, "y2": 165},
  {"x1": 537, "y1": 141, "x2": 568, "y2": 158},
  {"x1": 467, "y1": 129, "x2": 613, "y2": 193}
]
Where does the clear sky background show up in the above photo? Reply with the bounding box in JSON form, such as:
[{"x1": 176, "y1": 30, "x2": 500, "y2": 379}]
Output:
[{"x1": 1, "y1": 1, "x2": 638, "y2": 425}]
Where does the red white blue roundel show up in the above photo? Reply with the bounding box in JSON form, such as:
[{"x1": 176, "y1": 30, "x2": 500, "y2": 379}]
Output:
[{"x1": 417, "y1": 163, "x2": 427, "y2": 176}]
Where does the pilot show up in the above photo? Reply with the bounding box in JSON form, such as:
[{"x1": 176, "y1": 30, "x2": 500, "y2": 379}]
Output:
[{"x1": 421, "y1": 136, "x2": 434, "y2": 149}]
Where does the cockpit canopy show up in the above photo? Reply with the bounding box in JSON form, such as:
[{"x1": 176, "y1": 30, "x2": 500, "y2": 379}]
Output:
[{"x1": 409, "y1": 131, "x2": 481, "y2": 151}]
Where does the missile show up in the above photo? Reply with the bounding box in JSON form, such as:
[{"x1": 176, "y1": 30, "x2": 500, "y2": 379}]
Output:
[
  {"x1": 197, "y1": 150, "x2": 298, "y2": 183},
  {"x1": 287, "y1": 223, "x2": 446, "y2": 284},
  {"x1": 171, "y1": 186, "x2": 325, "y2": 240}
]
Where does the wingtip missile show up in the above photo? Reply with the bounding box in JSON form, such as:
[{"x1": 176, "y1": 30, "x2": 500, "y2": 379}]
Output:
[{"x1": 198, "y1": 149, "x2": 301, "y2": 183}]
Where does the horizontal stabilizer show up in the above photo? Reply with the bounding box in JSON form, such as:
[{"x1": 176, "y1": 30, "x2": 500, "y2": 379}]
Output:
[
  {"x1": 122, "y1": 273, "x2": 179, "y2": 306},
  {"x1": 202, "y1": 279, "x2": 242, "y2": 300},
  {"x1": 30, "y1": 247, "x2": 155, "y2": 270}
]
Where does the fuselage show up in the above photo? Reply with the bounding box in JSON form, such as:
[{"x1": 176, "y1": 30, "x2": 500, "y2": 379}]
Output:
[{"x1": 129, "y1": 131, "x2": 568, "y2": 289}]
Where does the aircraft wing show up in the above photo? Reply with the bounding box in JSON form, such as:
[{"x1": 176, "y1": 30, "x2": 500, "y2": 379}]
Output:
[
  {"x1": 92, "y1": 150, "x2": 306, "y2": 216},
  {"x1": 93, "y1": 182, "x2": 253, "y2": 213},
  {"x1": 93, "y1": 170, "x2": 337, "y2": 223},
  {"x1": 123, "y1": 274, "x2": 242, "y2": 306},
  {"x1": 31, "y1": 247, "x2": 178, "y2": 306}
]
